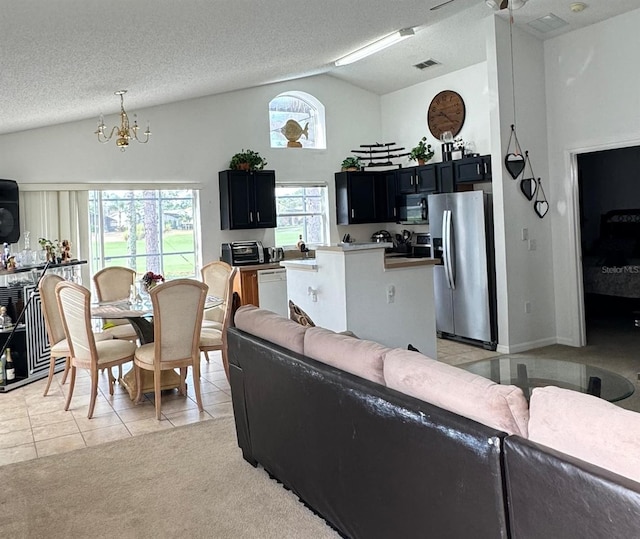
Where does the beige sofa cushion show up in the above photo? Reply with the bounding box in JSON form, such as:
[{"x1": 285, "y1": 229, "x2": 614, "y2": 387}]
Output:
[
  {"x1": 303, "y1": 327, "x2": 388, "y2": 385},
  {"x1": 528, "y1": 386, "x2": 640, "y2": 483},
  {"x1": 384, "y1": 350, "x2": 529, "y2": 437},
  {"x1": 234, "y1": 305, "x2": 308, "y2": 355}
]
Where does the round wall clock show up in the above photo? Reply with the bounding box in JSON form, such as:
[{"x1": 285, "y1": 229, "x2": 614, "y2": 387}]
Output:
[{"x1": 427, "y1": 90, "x2": 466, "y2": 140}]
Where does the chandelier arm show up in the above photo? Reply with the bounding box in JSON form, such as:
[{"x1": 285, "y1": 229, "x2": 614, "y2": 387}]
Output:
[{"x1": 96, "y1": 126, "x2": 120, "y2": 143}]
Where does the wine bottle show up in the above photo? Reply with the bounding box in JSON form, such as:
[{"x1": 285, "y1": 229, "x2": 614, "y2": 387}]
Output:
[
  {"x1": 5, "y1": 348, "x2": 15, "y2": 382},
  {"x1": 6, "y1": 297, "x2": 16, "y2": 325}
]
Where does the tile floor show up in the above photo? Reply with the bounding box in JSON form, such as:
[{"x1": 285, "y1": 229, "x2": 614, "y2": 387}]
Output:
[{"x1": 0, "y1": 352, "x2": 233, "y2": 466}]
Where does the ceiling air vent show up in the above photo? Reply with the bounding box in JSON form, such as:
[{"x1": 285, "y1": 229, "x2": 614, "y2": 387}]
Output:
[
  {"x1": 414, "y1": 59, "x2": 440, "y2": 70},
  {"x1": 527, "y1": 13, "x2": 569, "y2": 33}
]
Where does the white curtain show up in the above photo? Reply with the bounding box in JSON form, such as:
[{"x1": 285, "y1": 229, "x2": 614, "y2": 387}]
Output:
[{"x1": 18, "y1": 190, "x2": 90, "y2": 285}]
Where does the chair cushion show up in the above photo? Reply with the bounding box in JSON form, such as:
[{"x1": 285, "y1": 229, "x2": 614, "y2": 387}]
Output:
[
  {"x1": 303, "y1": 327, "x2": 388, "y2": 385},
  {"x1": 51, "y1": 332, "x2": 112, "y2": 357},
  {"x1": 94, "y1": 339, "x2": 137, "y2": 366},
  {"x1": 135, "y1": 342, "x2": 194, "y2": 368},
  {"x1": 103, "y1": 323, "x2": 138, "y2": 341},
  {"x1": 234, "y1": 305, "x2": 308, "y2": 355},
  {"x1": 200, "y1": 328, "x2": 222, "y2": 347},
  {"x1": 528, "y1": 386, "x2": 640, "y2": 483},
  {"x1": 202, "y1": 320, "x2": 223, "y2": 330},
  {"x1": 384, "y1": 349, "x2": 529, "y2": 437}
]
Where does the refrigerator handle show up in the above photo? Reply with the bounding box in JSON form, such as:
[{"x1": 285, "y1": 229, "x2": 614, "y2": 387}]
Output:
[{"x1": 443, "y1": 210, "x2": 455, "y2": 290}]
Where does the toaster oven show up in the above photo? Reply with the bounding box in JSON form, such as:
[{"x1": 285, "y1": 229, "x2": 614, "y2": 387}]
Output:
[{"x1": 221, "y1": 241, "x2": 265, "y2": 266}]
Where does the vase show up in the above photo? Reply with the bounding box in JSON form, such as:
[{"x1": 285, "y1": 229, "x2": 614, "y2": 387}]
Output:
[{"x1": 418, "y1": 159, "x2": 426, "y2": 166}]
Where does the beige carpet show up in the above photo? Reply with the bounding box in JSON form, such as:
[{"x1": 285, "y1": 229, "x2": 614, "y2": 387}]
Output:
[{"x1": 1, "y1": 417, "x2": 339, "y2": 539}]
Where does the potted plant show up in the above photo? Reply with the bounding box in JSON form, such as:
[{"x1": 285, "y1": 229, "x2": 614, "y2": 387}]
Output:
[
  {"x1": 409, "y1": 137, "x2": 435, "y2": 166},
  {"x1": 229, "y1": 149, "x2": 268, "y2": 171},
  {"x1": 341, "y1": 156, "x2": 361, "y2": 171}
]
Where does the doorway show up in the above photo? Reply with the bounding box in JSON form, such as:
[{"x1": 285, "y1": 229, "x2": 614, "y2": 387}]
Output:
[{"x1": 577, "y1": 145, "x2": 640, "y2": 343}]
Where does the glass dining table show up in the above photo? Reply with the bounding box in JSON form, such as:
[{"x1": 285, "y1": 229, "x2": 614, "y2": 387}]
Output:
[{"x1": 91, "y1": 295, "x2": 223, "y2": 400}]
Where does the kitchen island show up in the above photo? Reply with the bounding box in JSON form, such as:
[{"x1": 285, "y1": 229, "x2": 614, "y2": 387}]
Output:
[{"x1": 282, "y1": 243, "x2": 438, "y2": 358}]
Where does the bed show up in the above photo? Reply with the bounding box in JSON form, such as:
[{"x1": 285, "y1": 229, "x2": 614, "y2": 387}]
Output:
[{"x1": 582, "y1": 209, "x2": 640, "y2": 299}]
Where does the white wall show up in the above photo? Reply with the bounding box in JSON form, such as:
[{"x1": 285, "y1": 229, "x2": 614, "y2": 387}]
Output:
[
  {"x1": 487, "y1": 17, "x2": 555, "y2": 353},
  {"x1": 380, "y1": 62, "x2": 491, "y2": 162},
  {"x1": 544, "y1": 7, "x2": 640, "y2": 345},
  {"x1": 0, "y1": 74, "x2": 382, "y2": 265}
]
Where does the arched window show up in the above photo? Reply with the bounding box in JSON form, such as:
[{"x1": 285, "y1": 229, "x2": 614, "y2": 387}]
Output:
[{"x1": 269, "y1": 91, "x2": 326, "y2": 149}]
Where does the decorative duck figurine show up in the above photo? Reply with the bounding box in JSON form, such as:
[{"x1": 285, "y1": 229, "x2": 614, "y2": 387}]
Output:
[{"x1": 280, "y1": 119, "x2": 309, "y2": 148}]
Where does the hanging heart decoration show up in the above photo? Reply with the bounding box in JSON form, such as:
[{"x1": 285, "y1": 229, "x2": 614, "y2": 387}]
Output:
[
  {"x1": 505, "y1": 154, "x2": 525, "y2": 179},
  {"x1": 534, "y1": 200, "x2": 549, "y2": 218},
  {"x1": 519, "y1": 151, "x2": 537, "y2": 200},
  {"x1": 533, "y1": 178, "x2": 549, "y2": 219},
  {"x1": 520, "y1": 178, "x2": 537, "y2": 200},
  {"x1": 504, "y1": 124, "x2": 525, "y2": 179}
]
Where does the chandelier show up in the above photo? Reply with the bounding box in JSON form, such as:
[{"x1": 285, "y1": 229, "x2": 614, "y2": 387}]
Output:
[{"x1": 95, "y1": 90, "x2": 151, "y2": 150}]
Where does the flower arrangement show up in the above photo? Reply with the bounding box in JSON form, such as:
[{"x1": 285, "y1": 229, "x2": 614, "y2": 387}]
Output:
[
  {"x1": 142, "y1": 271, "x2": 164, "y2": 291},
  {"x1": 409, "y1": 136, "x2": 435, "y2": 164}
]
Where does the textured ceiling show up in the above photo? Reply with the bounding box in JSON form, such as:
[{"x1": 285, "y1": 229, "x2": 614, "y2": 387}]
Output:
[{"x1": 0, "y1": 0, "x2": 637, "y2": 136}]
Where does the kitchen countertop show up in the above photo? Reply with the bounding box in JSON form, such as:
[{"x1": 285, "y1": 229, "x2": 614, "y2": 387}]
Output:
[
  {"x1": 317, "y1": 242, "x2": 392, "y2": 252},
  {"x1": 234, "y1": 262, "x2": 284, "y2": 272},
  {"x1": 280, "y1": 258, "x2": 318, "y2": 271},
  {"x1": 384, "y1": 256, "x2": 438, "y2": 270}
]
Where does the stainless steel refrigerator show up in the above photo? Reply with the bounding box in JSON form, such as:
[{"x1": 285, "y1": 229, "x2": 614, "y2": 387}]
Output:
[{"x1": 428, "y1": 191, "x2": 497, "y2": 350}]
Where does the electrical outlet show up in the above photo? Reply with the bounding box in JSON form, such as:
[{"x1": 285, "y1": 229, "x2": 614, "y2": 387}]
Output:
[
  {"x1": 524, "y1": 301, "x2": 531, "y2": 314},
  {"x1": 528, "y1": 239, "x2": 537, "y2": 251},
  {"x1": 521, "y1": 228, "x2": 528, "y2": 241}
]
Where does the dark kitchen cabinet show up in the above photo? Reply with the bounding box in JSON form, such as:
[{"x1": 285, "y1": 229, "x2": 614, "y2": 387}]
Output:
[
  {"x1": 397, "y1": 164, "x2": 438, "y2": 194},
  {"x1": 377, "y1": 171, "x2": 398, "y2": 223},
  {"x1": 454, "y1": 155, "x2": 492, "y2": 185},
  {"x1": 219, "y1": 169, "x2": 276, "y2": 230},
  {"x1": 436, "y1": 162, "x2": 455, "y2": 193},
  {"x1": 335, "y1": 171, "x2": 396, "y2": 224}
]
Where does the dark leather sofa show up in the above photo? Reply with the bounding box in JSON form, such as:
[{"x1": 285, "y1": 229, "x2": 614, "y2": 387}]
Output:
[
  {"x1": 227, "y1": 324, "x2": 640, "y2": 538},
  {"x1": 228, "y1": 327, "x2": 510, "y2": 539},
  {"x1": 504, "y1": 436, "x2": 640, "y2": 539}
]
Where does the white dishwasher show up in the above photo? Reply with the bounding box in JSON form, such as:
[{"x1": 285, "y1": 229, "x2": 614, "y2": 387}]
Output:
[{"x1": 257, "y1": 268, "x2": 288, "y2": 317}]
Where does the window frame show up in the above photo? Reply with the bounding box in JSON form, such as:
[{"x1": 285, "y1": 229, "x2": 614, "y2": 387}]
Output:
[
  {"x1": 269, "y1": 91, "x2": 326, "y2": 150},
  {"x1": 274, "y1": 183, "x2": 329, "y2": 248},
  {"x1": 88, "y1": 188, "x2": 199, "y2": 280}
]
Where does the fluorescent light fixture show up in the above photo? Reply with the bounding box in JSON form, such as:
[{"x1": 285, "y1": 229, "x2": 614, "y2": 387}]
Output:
[{"x1": 334, "y1": 28, "x2": 415, "y2": 67}]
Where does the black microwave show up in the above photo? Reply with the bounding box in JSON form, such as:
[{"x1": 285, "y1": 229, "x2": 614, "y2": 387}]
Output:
[{"x1": 397, "y1": 194, "x2": 428, "y2": 224}]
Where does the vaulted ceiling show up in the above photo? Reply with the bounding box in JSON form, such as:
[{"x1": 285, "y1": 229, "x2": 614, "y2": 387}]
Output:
[{"x1": 0, "y1": 0, "x2": 637, "y2": 136}]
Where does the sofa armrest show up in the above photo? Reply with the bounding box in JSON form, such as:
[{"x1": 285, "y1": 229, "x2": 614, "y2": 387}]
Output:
[{"x1": 504, "y1": 435, "x2": 640, "y2": 539}]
